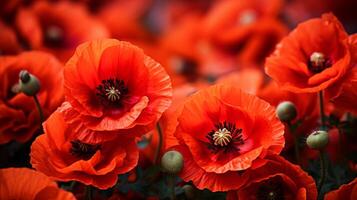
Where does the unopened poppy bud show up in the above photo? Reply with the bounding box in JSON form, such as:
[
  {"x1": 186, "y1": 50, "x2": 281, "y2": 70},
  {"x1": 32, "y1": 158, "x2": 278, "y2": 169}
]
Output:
[
  {"x1": 276, "y1": 101, "x2": 297, "y2": 122},
  {"x1": 19, "y1": 70, "x2": 41, "y2": 96},
  {"x1": 161, "y1": 150, "x2": 183, "y2": 174},
  {"x1": 306, "y1": 130, "x2": 329, "y2": 149}
]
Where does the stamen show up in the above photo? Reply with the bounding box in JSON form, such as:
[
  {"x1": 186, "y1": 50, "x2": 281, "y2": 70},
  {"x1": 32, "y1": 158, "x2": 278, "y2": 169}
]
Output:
[
  {"x1": 206, "y1": 121, "x2": 244, "y2": 153},
  {"x1": 213, "y1": 128, "x2": 232, "y2": 146},
  {"x1": 308, "y1": 52, "x2": 332, "y2": 73}
]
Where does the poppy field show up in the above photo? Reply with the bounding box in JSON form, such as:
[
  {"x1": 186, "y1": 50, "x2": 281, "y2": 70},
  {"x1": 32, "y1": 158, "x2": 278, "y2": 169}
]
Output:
[{"x1": 0, "y1": 0, "x2": 356, "y2": 199}]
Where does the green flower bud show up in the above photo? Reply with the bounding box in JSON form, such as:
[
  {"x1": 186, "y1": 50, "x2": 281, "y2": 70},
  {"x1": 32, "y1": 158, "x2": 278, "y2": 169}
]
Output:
[
  {"x1": 19, "y1": 70, "x2": 41, "y2": 96},
  {"x1": 276, "y1": 101, "x2": 297, "y2": 122},
  {"x1": 161, "y1": 150, "x2": 183, "y2": 174},
  {"x1": 306, "y1": 130, "x2": 329, "y2": 149}
]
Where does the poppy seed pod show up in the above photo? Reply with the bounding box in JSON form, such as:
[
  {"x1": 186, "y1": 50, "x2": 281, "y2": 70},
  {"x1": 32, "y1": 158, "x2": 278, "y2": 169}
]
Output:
[
  {"x1": 161, "y1": 150, "x2": 184, "y2": 174},
  {"x1": 306, "y1": 130, "x2": 329, "y2": 149},
  {"x1": 276, "y1": 101, "x2": 297, "y2": 122},
  {"x1": 19, "y1": 70, "x2": 41, "y2": 96}
]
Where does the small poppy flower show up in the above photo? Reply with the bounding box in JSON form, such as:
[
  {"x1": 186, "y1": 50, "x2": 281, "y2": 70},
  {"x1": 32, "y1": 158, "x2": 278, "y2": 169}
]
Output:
[
  {"x1": 0, "y1": 167, "x2": 75, "y2": 200},
  {"x1": 203, "y1": 0, "x2": 287, "y2": 64},
  {"x1": 0, "y1": 51, "x2": 63, "y2": 144},
  {"x1": 15, "y1": 1, "x2": 109, "y2": 61},
  {"x1": 30, "y1": 105, "x2": 139, "y2": 189},
  {"x1": 265, "y1": 13, "x2": 353, "y2": 94},
  {"x1": 63, "y1": 39, "x2": 172, "y2": 142},
  {"x1": 169, "y1": 84, "x2": 285, "y2": 191},
  {"x1": 325, "y1": 178, "x2": 357, "y2": 200},
  {"x1": 226, "y1": 155, "x2": 317, "y2": 200}
]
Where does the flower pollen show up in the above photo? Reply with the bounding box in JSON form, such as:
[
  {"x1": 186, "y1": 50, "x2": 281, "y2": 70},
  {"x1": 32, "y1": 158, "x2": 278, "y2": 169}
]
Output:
[
  {"x1": 213, "y1": 128, "x2": 232, "y2": 146},
  {"x1": 207, "y1": 121, "x2": 244, "y2": 153},
  {"x1": 308, "y1": 52, "x2": 332, "y2": 73}
]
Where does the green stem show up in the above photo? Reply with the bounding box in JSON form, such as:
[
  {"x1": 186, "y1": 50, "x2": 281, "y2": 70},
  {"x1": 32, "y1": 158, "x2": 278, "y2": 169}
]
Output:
[
  {"x1": 319, "y1": 91, "x2": 326, "y2": 129},
  {"x1": 287, "y1": 121, "x2": 300, "y2": 165},
  {"x1": 317, "y1": 150, "x2": 327, "y2": 197},
  {"x1": 33, "y1": 95, "x2": 44, "y2": 127},
  {"x1": 153, "y1": 122, "x2": 163, "y2": 165},
  {"x1": 84, "y1": 186, "x2": 92, "y2": 200},
  {"x1": 170, "y1": 175, "x2": 176, "y2": 200}
]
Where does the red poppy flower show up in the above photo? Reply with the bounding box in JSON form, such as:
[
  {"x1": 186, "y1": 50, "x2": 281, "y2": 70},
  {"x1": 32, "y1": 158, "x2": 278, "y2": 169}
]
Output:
[
  {"x1": 0, "y1": 21, "x2": 22, "y2": 55},
  {"x1": 265, "y1": 13, "x2": 353, "y2": 94},
  {"x1": 30, "y1": 105, "x2": 139, "y2": 189},
  {"x1": 97, "y1": 0, "x2": 152, "y2": 40},
  {"x1": 325, "y1": 178, "x2": 357, "y2": 200},
  {"x1": 202, "y1": 0, "x2": 287, "y2": 64},
  {"x1": 0, "y1": 51, "x2": 63, "y2": 144},
  {"x1": 161, "y1": 14, "x2": 236, "y2": 81},
  {"x1": 15, "y1": 1, "x2": 109, "y2": 61},
  {"x1": 0, "y1": 168, "x2": 75, "y2": 200},
  {"x1": 169, "y1": 84, "x2": 285, "y2": 191},
  {"x1": 226, "y1": 155, "x2": 317, "y2": 200},
  {"x1": 63, "y1": 39, "x2": 172, "y2": 142}
]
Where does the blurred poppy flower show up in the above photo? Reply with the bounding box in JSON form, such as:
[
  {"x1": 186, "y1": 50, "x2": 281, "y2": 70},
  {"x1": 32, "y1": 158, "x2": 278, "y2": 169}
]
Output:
[
  {"x1": 226, "y1": 155, "x2": 317, "y2": 200},
  {"x1": 30, "y1": 107, "x2": 139, "y2": 189},
  {"x1": 203, "y1": 0, "x2": 287, "y2": 64},
  {"x1": 0, "y1": 0, "x2": 21, "y2": 18},
  {"x1": 325, "y1": 178, "x2": 357, "y2": 200},
  {"x1": 0, "y1": 167, "x2": 75, "y2": 200},
  {"x1": 63, "y1": 39, "x2": 172, "y2": 142},
  {"x1": 97, "y1": 0, "x2": 152, "y2": 40},
  {"x1": 169, "y1": 84, "x2": 285, "y2": 191},
  {"x1": 15, "y1": 1, "x2": 109, "y2": 61},
  {"x1": 265, "y1": 13, "x2": 353, "y2": 94},
  {"x1": 161, "y1": 14, "x2": 236, "y2": 81},
  {"x1": 0, "y1": 51, "x2": 63, "y2": 144},
  {"x1": 0, "y1": 21, "x2": 22, "y2": 55}
]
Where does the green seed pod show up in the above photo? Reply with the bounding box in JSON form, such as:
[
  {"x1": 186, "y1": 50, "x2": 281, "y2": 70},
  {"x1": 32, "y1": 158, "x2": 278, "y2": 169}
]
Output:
[
  {"x1": 19, "y1": 70, "x2": 41, "y2": 96},
  {"x1": 306, "y1": 130, "x2": 329, "y2": 149},
  {"x1": 276, "y1": 101, "x2": 297, "y2": 122},
  {"x1": 161, "y1": 150, "x2": 184, "y2": 174}
]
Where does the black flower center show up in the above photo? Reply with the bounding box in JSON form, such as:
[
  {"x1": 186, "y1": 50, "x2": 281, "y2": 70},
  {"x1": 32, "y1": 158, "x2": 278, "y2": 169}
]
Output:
[
  {"x1": 308, "y1": 52, "x2": 332, "y2": 73},
  {"x1": 96, "y1": 78, "x2": 128, "y2": 106},
  {"x1": 70, "y1": 140, "x2": 101, "y2": 160},
  {"x1": 44, "y1": 25, "x2": 65, "y2": 48},
  {"x1": 256, "y1": 177, "x2": 285, "y2": 200},
  {"x1": 206, "y1": 121, "x2": 244, "y2": 153}
]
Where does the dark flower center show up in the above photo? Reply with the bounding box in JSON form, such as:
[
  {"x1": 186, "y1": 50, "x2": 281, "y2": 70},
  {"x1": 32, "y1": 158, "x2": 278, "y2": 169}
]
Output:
[
  {"x1": 308, "y1": 52, "x2": 332, "y2": 73},
  {"x1": 96, "y1": 78, "x2": 128, "y2": 106},
  {"x1": 206, "y1": 121, "x2": 244, "y2": 153},
  {"x1": 44, "y1": 25, "x2": 65, "y2": 48},
  {"x1": 70, "y1": 140, "x2": 101, "y2": 160},
  {"x1": 256, "y1": 178, "x2": 285, "y2": 200}
]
